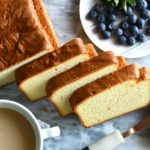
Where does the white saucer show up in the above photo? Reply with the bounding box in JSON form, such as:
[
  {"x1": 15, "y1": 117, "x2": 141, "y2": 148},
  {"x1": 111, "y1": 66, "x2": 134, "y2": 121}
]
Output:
[{"x1": 79, "y1": 0, "x2": 150, "y2": 58}]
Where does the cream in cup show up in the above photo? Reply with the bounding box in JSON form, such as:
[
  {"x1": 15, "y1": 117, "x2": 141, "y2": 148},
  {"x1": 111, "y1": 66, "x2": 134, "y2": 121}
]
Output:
[{"x1": 0, "y1": 99, "x2": 60, "y2": 150}]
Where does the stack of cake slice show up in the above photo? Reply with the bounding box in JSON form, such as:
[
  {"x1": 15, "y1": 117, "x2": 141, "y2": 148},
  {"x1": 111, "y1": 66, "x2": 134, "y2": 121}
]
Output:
[
  {"x1": 46, "y1": 51, "x2": 127, "y2": 116},
  {"x1": 14, "y1": 38, "x2": 150, "y2": 127},
  {"x1": 15, "y1": 38, "x2": 97, "y2": 101},
  {"x1": 69, "y1": 65, "x2": 150, "y2": 127}
]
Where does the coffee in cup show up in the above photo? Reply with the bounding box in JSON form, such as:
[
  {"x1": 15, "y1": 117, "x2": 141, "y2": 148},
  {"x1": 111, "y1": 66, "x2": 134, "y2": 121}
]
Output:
[{"x1": 0, "y1": 108, "x2": 36, "y2": 150}]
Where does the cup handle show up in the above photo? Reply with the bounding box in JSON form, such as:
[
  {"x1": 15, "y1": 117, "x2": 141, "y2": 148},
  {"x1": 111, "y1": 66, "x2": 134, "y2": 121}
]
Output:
[{"x1": 41, "y1": 126, "x2": 60, "y2": 140}]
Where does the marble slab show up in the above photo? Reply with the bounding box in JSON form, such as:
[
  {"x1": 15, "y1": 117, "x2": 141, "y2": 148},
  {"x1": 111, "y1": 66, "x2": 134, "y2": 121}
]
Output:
[{"x1": 0, "y1": 0, "x2": 150, "y2": 150}]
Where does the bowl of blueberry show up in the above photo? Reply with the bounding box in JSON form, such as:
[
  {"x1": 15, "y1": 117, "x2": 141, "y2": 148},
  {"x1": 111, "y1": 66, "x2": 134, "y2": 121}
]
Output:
[{"x1": 79, "y1": 0, "x2": 150, "y2": 58}]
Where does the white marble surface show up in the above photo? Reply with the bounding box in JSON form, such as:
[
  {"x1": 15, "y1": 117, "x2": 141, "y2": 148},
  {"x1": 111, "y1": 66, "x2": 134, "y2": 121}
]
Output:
[{"x1": 0, "y1": 0, "x2": 150, "y2": 150}]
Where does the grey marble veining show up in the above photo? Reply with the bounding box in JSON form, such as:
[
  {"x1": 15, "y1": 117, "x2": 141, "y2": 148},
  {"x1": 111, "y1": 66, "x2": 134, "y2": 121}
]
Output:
[{"x1": 0, "y1": 0, "x2": 150, "y2": 150}]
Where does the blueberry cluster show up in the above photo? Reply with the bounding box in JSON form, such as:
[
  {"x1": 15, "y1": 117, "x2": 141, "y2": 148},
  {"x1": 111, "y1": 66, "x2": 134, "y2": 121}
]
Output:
[{"x1": 88, "y1": 0, "x2": 150, "y2": 46}]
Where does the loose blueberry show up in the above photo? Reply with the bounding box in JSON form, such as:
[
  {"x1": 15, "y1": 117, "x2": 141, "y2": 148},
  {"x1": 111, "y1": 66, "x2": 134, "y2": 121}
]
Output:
[
  {"x1": 114, "y1": 8, "x2": 123, "y2": 16},
  {"x1": 141, "y1": 9, "x2": 150, "y2": 19},
  {"x1": 127, "y1": 37, "x2": 136, "y2": 46},
  {"x1": 137, "y1": 0, "x2": 148, "y2": 10},
  {"x1": 97, "y1": 23, "x2": 106, "y2": 32},
  {"x1": 107, "y1": 6, "x2": 115, "y2": 14},
  {"x1": 107, "y1": 23, "x2": 116, "y2": 31},
  {"x1": 128, "y1": 15, "x2": 137, "y2": 24},
  {"x1": 136, "y1": 18, "x2": 145, "y2": 28},
  {"x1": 146, "y1": 27, "x2": 150, "y2": 35},
  {"x1": 120, "y1": 21, "x2": 129, "y2": 30},
  {"x1": 125, "y1": 7, "x2": 133, "y2": 16},
  {"x1": 97, "y1": 14, "x2": 106, "y2": 23},
  {"x1": 102, "y1": 31, "x2": 111, "y2": 39},
  {"x1": 130, "y1": 25, "x2": 140, "y2": 36},
  {"x1": 114, "y1": 28, "x2": 123, "y2": 36},
  {"x1": 117, "y1": 36, "x2": 127, "y2": 44},
  {"x1": 136, "y1": 33, "x2": 145, "y2": 42},
  {"x1": 94, "y1": 4, "x2": 104, "y2": 13},
  {"x1": 108, "y1": 14, "x2": 117, "y2": 22},
  {"x1": 147, "y1": 18, "x2": 150, "y2": 25},
  {"x1": 88, "y1": 10, "x2": 98, "y2": 20},
  {"x1": 124, "y1": 30, "x2": 130, "y2": 37}
]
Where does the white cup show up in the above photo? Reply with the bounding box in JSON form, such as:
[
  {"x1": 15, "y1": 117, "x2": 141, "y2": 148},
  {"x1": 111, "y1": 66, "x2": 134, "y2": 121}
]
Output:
[{"x1": 0, "y1": 99, "x2": 60, "y2": 150}]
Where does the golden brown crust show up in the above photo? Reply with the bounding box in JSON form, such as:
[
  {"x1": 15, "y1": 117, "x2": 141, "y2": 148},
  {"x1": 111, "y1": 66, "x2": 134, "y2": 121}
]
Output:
[
  {"x1": 0, "y1": 0, "x2": 58, "y2": 72},
  {"x1": 139, "y1": 67, "x2": 150, "y2": 80},
  {"x1": 15, "y1": 38, "x2": 94, "y2": 85},
  {"x1": 69, "y1": 64, "x2": 140, "y2": 110},
  {"x1": 32, "y1": 0, "x2": 59, "y2": 49},
  {"x1": 85, "y1": 43, "x2": 98, "y2": 57},
  {"x1": 117, "y1": 56, "x2": 127, "y2": 69},
  {"x1": 46, "y1": 51, "x2": 122, "y2": 97}
]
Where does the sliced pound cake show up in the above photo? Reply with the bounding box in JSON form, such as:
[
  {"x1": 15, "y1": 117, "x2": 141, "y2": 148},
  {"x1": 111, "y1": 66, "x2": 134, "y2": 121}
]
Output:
[
  {"x1": 15, "y1": 38, "x2": 97, "y2": 101},
  {"x1": 0, "y1": 0, "x2": 59, "y2": 87},
  {"x1": 70, "y1": 65, "x2": 150, "y2": 127},
  {"x1": 46, "y1": 51, "x2": 127, "y2": 116}
]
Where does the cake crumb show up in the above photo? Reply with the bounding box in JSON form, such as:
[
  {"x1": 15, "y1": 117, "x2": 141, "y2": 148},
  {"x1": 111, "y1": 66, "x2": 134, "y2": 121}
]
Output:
[{"x1": 43, "y1": 106, "x2": 49, "y2": 112}]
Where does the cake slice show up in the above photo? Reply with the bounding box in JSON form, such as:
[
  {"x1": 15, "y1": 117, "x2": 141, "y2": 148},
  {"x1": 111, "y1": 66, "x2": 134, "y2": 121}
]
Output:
[
  {"x1": 15, "y1": 38, "x2": 97, "y2": 101},
  {"x1": 46, "y1": 51, "x2": 127, "y2": 116},
  {"x1": 70, "y1": 65, "x2": 150, "y2": 128},
  {"x1": 0, "y1": 0, "x2": 59, "y2": 87}
]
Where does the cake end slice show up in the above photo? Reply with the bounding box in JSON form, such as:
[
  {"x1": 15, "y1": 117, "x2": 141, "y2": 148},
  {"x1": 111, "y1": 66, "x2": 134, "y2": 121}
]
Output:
[{"x1": 70, "y1": 65, "x2": 150, "y2": 127}]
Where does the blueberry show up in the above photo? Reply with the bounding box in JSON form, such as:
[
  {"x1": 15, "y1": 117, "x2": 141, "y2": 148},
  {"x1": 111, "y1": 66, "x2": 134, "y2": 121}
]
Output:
[
  {"x1": 114, "y1": 10, "x2": 119, "y2": 16},
  {"x1": 146, "y1": 27, "x2": 150, "y2": 35},
  {"x1": 125, "y1": 7, "x2": 133, "y2": 16},
  {"x1": 124, "y1": 30, "x2": 131, "y2": 37},
  {"x1": 136, "y1": 18, "x2": 145, "y2": 28},
  {"x1": 94, "y1": 4, "x2": 104, "y2": 13},
  {"x1": 107, "y1": 6, "x2": 115, "y2": 14},
  {"x1": 97, "y1": 23, "x2": 106, "y2": 32},
  {"x1": 114, "y1": 8, "x2": 123, "y2": 16},
  {"x1": 137, "y1": 0, "x2": 148, "y2": 10},
  {"x1": 130, "y1": 25, "x2": 140, "y2": 36},
  {"x1": 108, "y1": 14, "x2": 117, "y2": 22},
  {"x1": 97, "y1": 14, "x2": 106, "y2": 23},
  {"x1": 127, "y1": 37, "x2": 136, "y2": 46},
  {"x1": 141, "y1": 9, "x2": 150, "y2": 19},
  {"x1": 136, "y1": 33, "x2": 145, "y2": 42},
  {"x1": 128, "y1": 15, "x2": 137, "y2": 24},
  {"x1": 117, "y1": 36, "x2": 127, "y2": 44},
  {"x1": 114, "y1": 28, "x2": 123, "y2": 36},
  {"x1": 102, "y1": 31, "x2": 111, "y2": 39},
  {"x1": 107, "y1": 23, "x2": 116, "y2": 31},
  {"x1": 88, "y1": 10, "x2": 98, "y2": 20},
  {"x1": 120, "y1": 21, "x2": 129, "y2": 30},
  {"x1": 147, "y1": 18, "x2": 150, "y2": 25}
]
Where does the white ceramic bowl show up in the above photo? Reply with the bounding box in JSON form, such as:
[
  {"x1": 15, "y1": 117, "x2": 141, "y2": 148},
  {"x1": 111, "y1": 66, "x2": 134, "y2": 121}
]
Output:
[{"x1": 79, "y1": 0, "x2": 150, "y2": 58}]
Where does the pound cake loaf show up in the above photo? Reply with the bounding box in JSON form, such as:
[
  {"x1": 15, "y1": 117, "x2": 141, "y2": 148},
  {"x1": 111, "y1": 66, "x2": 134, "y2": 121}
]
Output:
[
  {"x1": 0, "y1": 0, "x2": 59, "y2": 87},
  {"x1": 70, "y1": 65, "x2": 150, "y2": 127},
  {"x1": 15, "y1": 38, "x2": 97, "y2": 101},
  {"x1": 46, "y1": 51, "x2": 127, "y2": 116}
]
